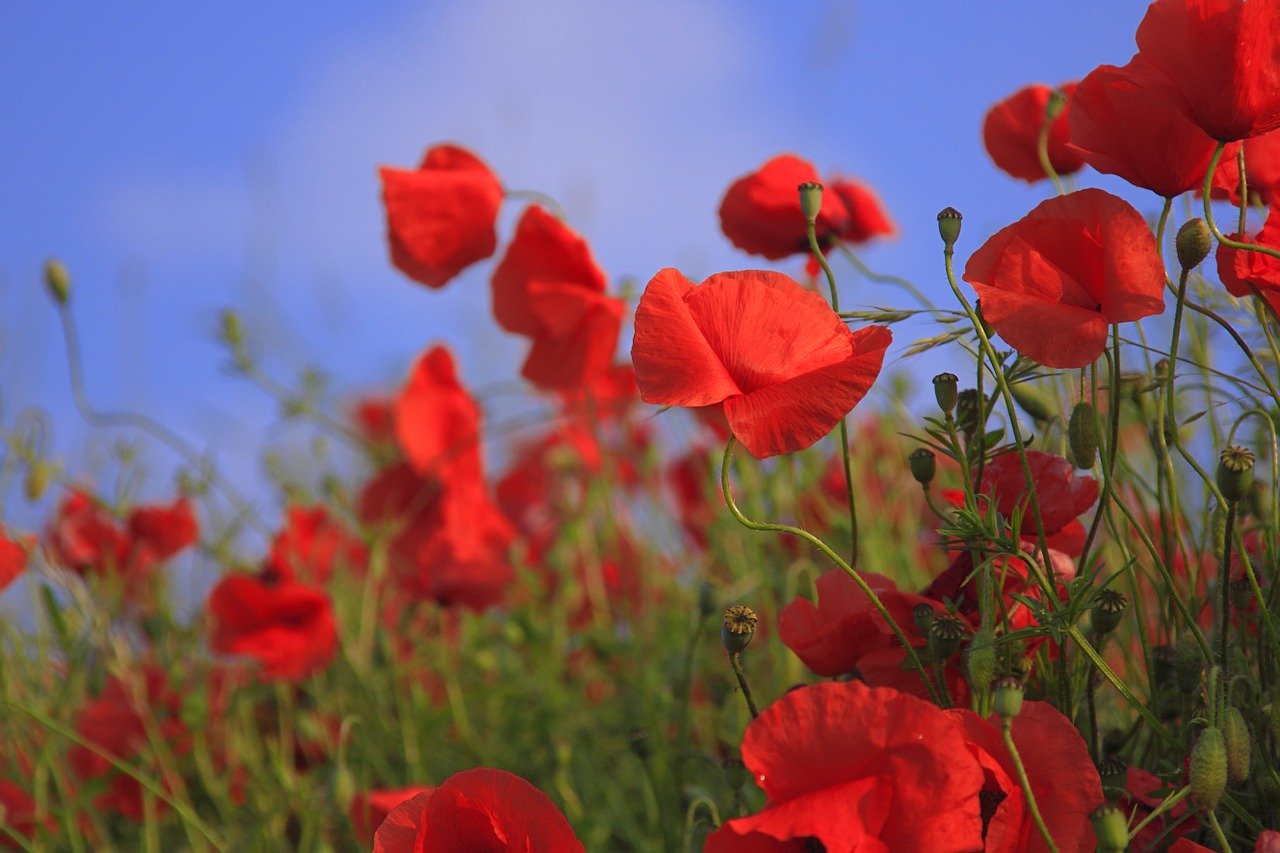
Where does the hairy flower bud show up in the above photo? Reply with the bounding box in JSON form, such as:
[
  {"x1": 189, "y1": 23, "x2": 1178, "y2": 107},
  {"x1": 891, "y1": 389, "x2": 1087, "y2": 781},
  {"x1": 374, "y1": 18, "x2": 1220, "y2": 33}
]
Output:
[
  {"x1": 1176, "y1": 218, "x2": 1213, "y2": 271},
  {"x1": 937, "y1": 207, "x2": 962, "y2": 251},
  {"x1": 1217, "y1": 445, "x2": 1256, "y2": 505},
  {"x1": 1190, "y1": 726, "x2": 1228, "y2": 809},
  {"x1": 965, "y1": 629, "x2": 997, "y2": 690},
  {"x1": 1091, "y1": 589, "x2": 1127, "y2": 637},
  {"x1": 1090, "y1": 803, "x2": 1129, "y2": 853},
  {"x1": 1068, "y1": 401, "x2": 1100, "y2": 469},
  {"x1": 721, "y1": 605, "x2": 758, "y2": 654},
  {"x1": 909, "y1": 448, "x2": 937, "y2": 487},
  {"x1": 44, "y1": 259, "x2": 70, "y2": 305},
  {"x1": 1223, "y1": 706, "x2": 1251, "y2": 784},
  {"x1": 1011, "y1": 383, "x2": 1056, "y2": 425}
]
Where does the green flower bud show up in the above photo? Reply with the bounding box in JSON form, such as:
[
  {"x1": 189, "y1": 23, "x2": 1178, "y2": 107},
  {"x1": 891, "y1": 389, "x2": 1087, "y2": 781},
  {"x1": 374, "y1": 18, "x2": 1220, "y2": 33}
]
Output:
[
  {"x1": 1045, "y1": 88, "x2": 1068, "y2": 121},
  {"x1": 24, "y1": 460, "x2": 50, "y2": 502},
  {"x1": 43, "y1": 259, "x2": 70, "y2": 305},
  {"x1": 721, "y1": 605, "x2": 757, "y2": 654},
  {"x1": 1090, "y1": 803, "x2": 1130, "y2": 853},
  {"x1": 965, "y1": 629, "x2": 997, "y2": 690},
  {"x1": 1068, "y1": 401, "x2": 1100, "y2": 469},
  {"x1": 1176, "y1": 218, "x2": 1213, "y2": 271},
  {"x1": 798, "y1": 182, "x2": 824, "y2": 224},
  {"x1": 1217, "y1": 445, "x2": 1256, "y2": 505},
  {"x1": 993, "y1": 676, "x2": 1025, "y2": 720},
  {"x1": 1246, "y1": 478, "x2": 1273, "y2": 521},
  {"x1": 933, "y1": 372, "x2": 959, "y2": 415},
  {"x1": 333, "y1": 763, "x2": 357, "y2": 812},
  {"x1": 1011, "y1": 383, "x2": 1056, "y2": 425},
  {"x1": 1091, "y1": 589, "x2": 1128, "y2": 637},
  {"x1": 928, "y1": 613, "x2": 966, "y2": 660},
  {"x1": 1189, "y1": 726, "x2": 1228, "y2": 809},
  {"x1": 909, "y1": 448, "x2": 937, "y2": 487},
  {"x1": 937, "y1": 207, "x2": 963, "y2": 251},
  {"x1": 1223, "y1": 706, "x2": 1251, "y2": 784}
]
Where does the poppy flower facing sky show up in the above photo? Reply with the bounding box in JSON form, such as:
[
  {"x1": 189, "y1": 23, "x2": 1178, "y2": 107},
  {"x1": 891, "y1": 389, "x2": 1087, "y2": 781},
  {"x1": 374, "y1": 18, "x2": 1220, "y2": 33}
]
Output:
[
  {"x1": 379, "y1": 144, "x2": 504, "y2": 288},
  {"x1": 982, "y1": 83, "x2": 1085, "y2": 183},
  {"x1": 632, "y1": 268, "x2": 890, "y2": 458},
  {"x1": 963, "y1": 188, "x2": 1165, "y2": 368}
]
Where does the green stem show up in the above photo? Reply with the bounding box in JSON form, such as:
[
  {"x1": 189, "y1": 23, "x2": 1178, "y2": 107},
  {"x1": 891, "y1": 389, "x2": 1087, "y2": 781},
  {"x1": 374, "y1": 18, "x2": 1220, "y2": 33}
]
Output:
[
  {"x1": 1002, "y1": 720, "x2": 1059, "y2": 853},
  {"x1": 1220, "y1": 502, "x2": 1237, "y2": 670},
  {"x1": 728, "y1": 653, "x2": 760, "y2": 719},
  {"x1": 1127, "y1": 785, "x2": 1192, "y2": 842},
  {"x1": 1206, "y1": 807, "x2": 1234, "y2": 853}
]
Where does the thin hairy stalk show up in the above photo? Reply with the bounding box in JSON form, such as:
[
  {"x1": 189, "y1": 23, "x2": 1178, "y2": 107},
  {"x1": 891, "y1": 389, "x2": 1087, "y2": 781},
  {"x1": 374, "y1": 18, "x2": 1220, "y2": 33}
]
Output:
[
  {"x1": 728, "y1": 652, "x2": 760, "y2": 719},
  {"x1": 1002, "y1": 721, "x2": 1059, "y2": 852}
]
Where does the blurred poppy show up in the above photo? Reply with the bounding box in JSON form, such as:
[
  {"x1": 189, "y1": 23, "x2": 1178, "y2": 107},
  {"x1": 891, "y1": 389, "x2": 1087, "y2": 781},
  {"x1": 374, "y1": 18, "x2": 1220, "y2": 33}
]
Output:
[
  {"x1": 491, "y1": 205, "x2": 623, "y2": 391},
  {"x1": 269, "y1": 505, "x2": 367, "y2": 586},
  {"x1": 983, "y1": 82, "x2": 1085, "y2": 183},
  {"x1": 394, "y1": 345, "x2": 484, "y2": 482},
  {"x1": 631, "y1": 268, "x2": 891, "y2": 458},
  {"x1": 1135, "y1": 0, "x2": 1280, "y2": 142},
  {"x1": 1216, "y1": 204, "x2": 1280, "y2": 298},
  {"x1": 963, "y1": 189, "x2": 1165, "y2": 368},
  {"x1": 981, "y1": 450, "x2": 1099, "y2": 537},
  {"x1": 207, "y1": 567, "x2": 338, "y2": 681},
  {"x1": 718, "y1": 154, "x2": 894, "y2": 260},
  {"x1": 127, "y1": 496, "x2": 198, "y2": 562},
  {"x1": 372, "y1": 768, "x2": 584, "y2": 853},
  {"x1": 704, "y1": 681, "x2": 987, "y2": 852},
  {"x1": 0, "y1": 531, "x2": 27, "y2": 592},
  {"x1": 1069, "y1": 58, "x2": 1218, "y2": 197},
  {"x1": 379, "y1": 144, "x2": 503, "y2": 288}
]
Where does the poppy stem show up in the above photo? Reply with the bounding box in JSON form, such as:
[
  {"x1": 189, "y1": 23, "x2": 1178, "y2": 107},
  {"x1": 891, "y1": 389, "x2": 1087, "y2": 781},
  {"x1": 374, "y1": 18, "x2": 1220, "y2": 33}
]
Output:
[
  {"x1": 1126, "y1": 785, "x2": 1193, "y2": 844},
  {"x1": 728, "y1": 652, "x2": 760, "y2": 719},
  {"x1": 1219, "y1": 502, "x2": 1237, "y2": 672},
  {"x1": 1001, "y1": 720, "x2": 1060, "y2": 853},
  {"x1": 1205, "y1": 808, "x2": 1232, "y2": 853},
  {"x1": 1036, "y1": 114, "x2": 1065, "y2": 196}
]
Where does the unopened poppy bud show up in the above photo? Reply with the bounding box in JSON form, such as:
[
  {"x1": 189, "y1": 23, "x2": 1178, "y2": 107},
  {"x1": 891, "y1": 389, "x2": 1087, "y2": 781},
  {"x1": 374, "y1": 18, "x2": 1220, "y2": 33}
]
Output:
[
  {"x1": 333, "y1": 763, "x2": 357, "y2": 811},
  {"x1": 965, "y1": 629, "x2": 997, "y2": 688},
  {"x1": 1217, "y1": 445, "x2": 1255, "y2": 505},
  {"x1": 798, "y1": 182, "x2": 824, "y2": 224},
  {"x1": 1068, "y1": 401, "x2": 1100, "y2": 469},
  {"x1": 1174, "y1": 634, "x2": 1203, "y2": 694},
  {"x1": 24, "y1": 461, "x2": 50, "y2": 502},
  {"x1": 1190, "y1": 726, "x2": 1228, "y2": 809},
  {"x1": 1098, "y1": 755, "x2": 1127, "y2": 792},
  {"x1": 1091, "y1": 589, "x2": 1127, "y2": 636},
  {"x1": 909, "y1": 448, "x2": 937, "y2": 487},
  {"x1": 721, "y1": 605, "x2": 757, "y2": 654},
  {"x1": 993, "y1": 676, "x2": 1025, "y2": 720},
  {"x1": 928, "y1": 613, "x2": 966, "y2": 660},
  {"x1": 937, "y1": 207, "x2": 963, "y2": 250},
  {"x1": 1090, "y1": 803, "x2": 1130, "y2": 853},
  {"x1": 1176, "y1": 218, "x2": 1213, "y2": 271},
  {"x1": 1046, "y1": 88, "x2": 1068, "y2": 121},
  {"x1": 43, "y1": 259, "x2": 70, "y2": 305},
  {"x1": 1223, "y1": 706, "x2": 1251, "y2": 784},
  {"x1": 933, "y1": 372, "x2": 959, "y2": 415},
  {"x1": 1011, "y1": 383, "x2": 1056, "y2": 424}
]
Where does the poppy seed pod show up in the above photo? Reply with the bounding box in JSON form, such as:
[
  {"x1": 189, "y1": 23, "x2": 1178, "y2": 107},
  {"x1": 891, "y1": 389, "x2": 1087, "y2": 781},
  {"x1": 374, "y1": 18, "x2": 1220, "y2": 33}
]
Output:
[
  {"x1": 932, "y1": 372, "x2": 959, "y2": 415},
  {"x1": 1068, "y1": 401, "x2": 1100, "y2": 469},
  {"x1": 1176, "y1": 218, "x2": 1213, "y2": 271},
  {"x1": 912, "y1": 602, "x2": 935, "y2": 634},
  {"x1": 1090, "y1": 803, "x2": 1129, "y2": 853},
  {"x1": 909, "y1": 448, "x2": 937, "y2": 487},
  {"x1": 721, "y1": 605, "x2": 758, "y2": 654},
  {"x1": 937, "y1": 207, "x2": 962, "y2": 250},
  {"x1": 797, "y1": 182, "x2": 824, "y2": 224},
  {"x1": 1091, "y1": 589, "x2": 1127, "y2": 636},
  {"x1": 1097, "y1": 755, "x2": 1127, "y2": 792},
  {"x1": 44, "y1": 259, "x2": 70, "y2": 305},
  {"x1": 927, "y1": 613, "x2": 966, "y2": 660},
  {"x1": 993, "y1": 676, "x2": 1025, "y2": 720},
  {"x1": 1217, "y1": 445, "x2": 1255, "y2": 505},
  {"x1": 1190, "y1": 726, "x2": 1228, "y2": 809}
]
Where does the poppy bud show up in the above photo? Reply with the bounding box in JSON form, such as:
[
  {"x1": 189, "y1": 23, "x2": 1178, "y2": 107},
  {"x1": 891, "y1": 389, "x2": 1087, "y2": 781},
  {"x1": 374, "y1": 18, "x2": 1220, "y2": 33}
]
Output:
[
  {"x1": 1217, "y1": 445, "x2": 1255, "y2": 505},
  {"x1": 43, "y1": 259, "x2": 70, "y2": 305},
  {"x1": 797, "y1": 182, "x2": 824, "y2": 224},
  {"x1": 1223, "y1": 706, "x2": 1251, "y2": 784},
  {"x1": 721, "y1": 605, "x2": 757, "y2": 654},
  {"x1": 333, "y1": 763, "x2": 357, "y2": 812},
  {"x1": 1045, "y1": 88, "x2": 1068, "y2": 121},
  {"x1": 937, "y1": 206, "x2": 963, "y2": 250},
  {"x1": 24, "y1": 461, "x2": 50, "y2": 502},
  {"x1": 1098, "y1": 755, "x2": 1127, "y2": 792},
  {"x1": 1190, "y1": 726, "x2": 1228, "y2": 809},
  {"x1": 1175, "y1": 218, "x2": 1213, "y2": 271},
  {"x1": 912, "y1": 602, "x2": 935, "y2": 634},
  {"x1": 993, "y1": 676, "x2": 1025, "y2": 720},
  {"x1": 1090, "y1": 803, "x2": 1129, "y2": 852},
  {"x1": 909, "y1": 448, "x2": 937, "y2": 486},
  {"x1": 1068, "y1": 401, "x2": 1100, "y2": 469},
  {"x1": 928, "y1": 613, "x2": 966, "y2": 660},
  {"x1": 965, "y1": 629, "x2": 997, "y2": 688},
  {"x1": 933, "y1": 372, "x2": 959, "y2": 415},
  {"x1": 1174, "y1": 634, "x2": 1203, "y2": 694},
  {"x1": 1091, "y1": 588, "x2": 1127, "y2": 636},
  {"x1": 1011, "y1": 383, "x2": 1056, "y2": 424}
]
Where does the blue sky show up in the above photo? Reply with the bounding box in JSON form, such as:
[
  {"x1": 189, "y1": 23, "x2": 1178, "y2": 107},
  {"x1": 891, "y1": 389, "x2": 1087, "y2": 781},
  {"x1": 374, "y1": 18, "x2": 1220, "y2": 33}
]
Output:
[{"x1": 0, "y1": 1, "x2": 1154, "y2": 530}]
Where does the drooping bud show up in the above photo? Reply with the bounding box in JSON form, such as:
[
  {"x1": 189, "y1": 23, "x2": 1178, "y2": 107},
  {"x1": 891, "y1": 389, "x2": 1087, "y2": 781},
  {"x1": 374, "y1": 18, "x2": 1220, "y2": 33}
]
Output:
[
  {"x1": 993, "y1": 676, "x2": 1025, "y2": 720},
  {"x1": 1176, "y1": 218, "x2": 1213, "y2": 271},
  {"x1": 933, "y1": 372, "x2": 959, "y2": 415},
  {"x1": 1068, "y1": 401, "x2": 1100, "y2": 469},
  {"x1": 1223, "y1": 706, "x2": 1252, "y2": 784},
  {"x1": 1011, "y1": 383, "x2": 1056, "y2": 425},
  {"x1": 1091, "y1": 589, "x2": 1127, "y2": 636},
  {"x1": 937, "y1": 207, "x2": 963, "y2": 251},
  {"x1": 1217, "y1": 445, "x2": 1256, "y2": 505},
  {"x1": 928, "y1": 613, "x2": 966, "y2": 660},
  {"x1": 912, "y1": 602, "x2": 935, "y2": 634},
  {"x1": 909, "y1": 448, "x2": 937, "y2": 487},
  {"x1": 721, "y1": 605, "x2": 758, "y2": 654},
  {"x1": 797, "y1": 182, "x2": 824, "y2": 224},
  {"x1": 1090, "y1": 803, "x2": 1130, "y2": 853},
  {"x1": 43, "y1": 259, "x2": 70, "y2": 305},
  {"x1": 1189, "y1": 726, "x2": 1228, "y2": 809}
]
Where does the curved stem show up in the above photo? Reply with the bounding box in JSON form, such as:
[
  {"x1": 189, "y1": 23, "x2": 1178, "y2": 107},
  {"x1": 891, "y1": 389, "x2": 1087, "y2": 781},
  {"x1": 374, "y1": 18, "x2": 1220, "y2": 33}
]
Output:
[
  {"x1": 834, "y1": 243, "x2": 934, "y2": 309},
  {"x1": 1002, "y1": 720, "x2": 1059, "y2": 852},
  {"x1": 1036, "y1": 111, "x2": 1065, "y2": 195}
]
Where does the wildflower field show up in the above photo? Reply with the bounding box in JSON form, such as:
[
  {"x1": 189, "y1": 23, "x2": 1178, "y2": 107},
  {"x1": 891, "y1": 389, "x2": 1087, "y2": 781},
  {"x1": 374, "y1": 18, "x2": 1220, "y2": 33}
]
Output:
[{"x1": 6, "y1": 0, "x2": 1280, "y2": 850}]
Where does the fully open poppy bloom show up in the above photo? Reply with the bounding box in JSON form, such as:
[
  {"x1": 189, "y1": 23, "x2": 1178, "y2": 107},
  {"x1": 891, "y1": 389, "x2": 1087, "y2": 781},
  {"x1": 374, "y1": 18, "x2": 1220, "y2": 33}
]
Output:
[
  {"x1": 981, "y1": 450, "x2": 1099, "y2": 537},
  {"x1": 704, "y1": 681, "x2": 987, "y2": 852},
  {"x1": 394, "y1": 345, "x2": 484, "y2": 482},
  {"x1": 207, "y1": 567, "x2": 338, "y2": 681},
  {"x1": 983, "y1": 83, "x2": 1085, "y2": 183},
  {"x1": 491, "y1": 205, "x2": 623, "y2": 391},
  {"x1": 632, "y1": 268, "x2": 891, "y2": 458},
  {"x1": 372, "y1": 768, "x2": 584, "y2": 853},
  {"x1": 379, "y1": 144, "x2": 503, "y2": 288},
  {"x1": 963, "y1": 189, "x2": 1166, "y2": 368},
  {"x1": 1207, "y1": 131, "x2": 1280, "y2": 205},
  {"x1": 1068, "y1": 58, "x2": 1218, "y2": 198},
  {"x1": 718, "y1": 154, "x2": 895, "y2": 260},
  {"x1": 1135, "y1": 0, "x2": 1280, "y2": 142}
]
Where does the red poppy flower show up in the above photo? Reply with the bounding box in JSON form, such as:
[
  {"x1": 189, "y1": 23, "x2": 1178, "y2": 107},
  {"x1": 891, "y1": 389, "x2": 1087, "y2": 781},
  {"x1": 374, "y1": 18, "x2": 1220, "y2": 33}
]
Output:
[
  {"x1": 1122, "y1": 767, "x2": 1192, "y2": 851},
  {"x1": 963, "y1": 189, "x2": 1166, "y2": 368},
  {"x1": 1217, "y1": 204, "x2": 1280, "y2": 297},
  {"x1": 1135, "y1": 0, "x2": 1280, "y2": 142},
  {"x1": 0, "y1": 531, "x2": 27, "y2": 591},
  {"x1": 983, "y1": 82, "x2": 1085, "y2": 183},
  {"x1": 1068, "y1": 58, "x2": 1218, "y2": 197},
  {"x1": 491, "y1": 205, "x2": 623, "y2": 391},
  {"x1": 269, "y1": 505, "x2": 367, "y2": 586},
  {"x1": 981, "y1": 450, "x2": 1099, "y2": 537},
  {"x1": 394, "y1": 345, "x2": 484, "y2": 482},
  {"x1": 1257, "y1": 830, "x2": 1280, "y2": 853},
  {"x1": 631, "y1": 268, "x2": 891, "y2": 458},
  {"x1": 379, "y1": 144, "x2": 503, "y2": 288},
  {"x1": 350, "y1": 786, "x2": 433, "y2": 844},
  {"x1": 207, "y1": 568, "x2": 338, "y2": 681},
  {"x1": 372, "y1": 768, "x2": 584, "y2": 853},
  {"x1": 718, "y1": 154, "x2": 895, "y2": 260},
  {"x1": 127, "y1": 496, "x2": 198, "y2": 561},
  {"x1": 946, "y1": 702, "x2": 1103, "y2": 851},
  {"x1": 0, "y1": 780, "x2": 44, "y2": 842},
  {"x1": 353, "y1": 395, "x2": 398, "y2": 447},
  {"x1": 704, "y1": 681, "x2": 986, "y2": 852},
  {"x1": 1207, "y1": 131, "x2": 1280, "y2": 204}
]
